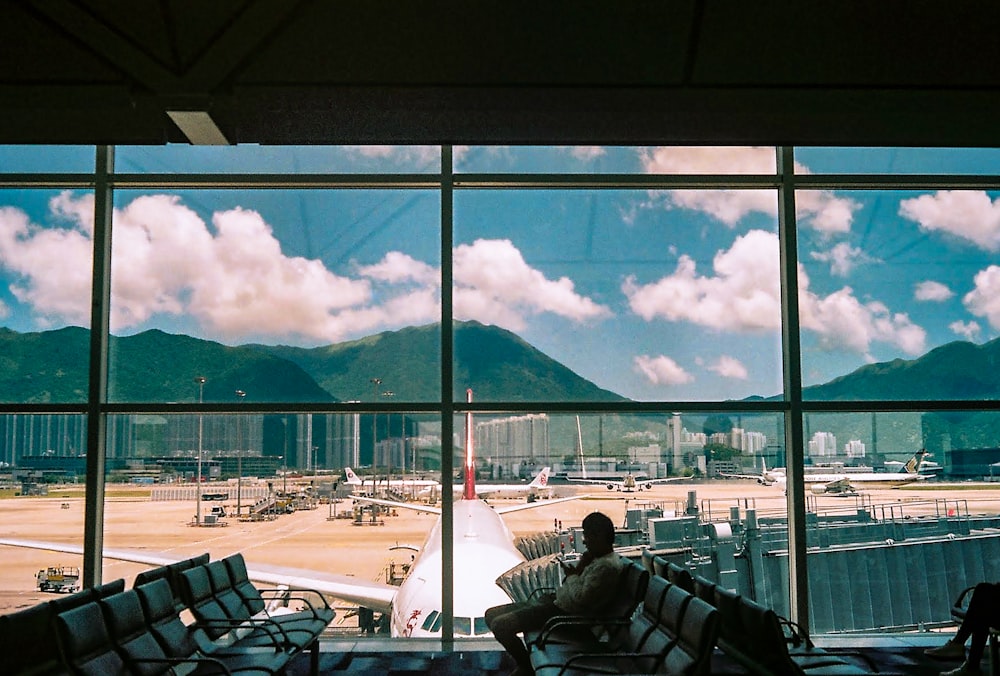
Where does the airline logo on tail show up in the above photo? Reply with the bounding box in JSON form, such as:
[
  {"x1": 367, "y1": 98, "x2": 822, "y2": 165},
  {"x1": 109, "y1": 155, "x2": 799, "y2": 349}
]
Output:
[
  {"x1": 529, "y1": 467, "x2": 551, "y2": 488},
  {"x1": 344, "y1": 467, "x2": 363, "y2": 485},
  {"x1": 905, "y1": 449, "x2": 929, "y2": 474}
]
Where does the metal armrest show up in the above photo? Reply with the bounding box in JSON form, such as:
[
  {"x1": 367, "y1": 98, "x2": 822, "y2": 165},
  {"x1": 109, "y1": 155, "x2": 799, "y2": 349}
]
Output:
[
  {"x1": 531, "y1": 616, "x2": 630, "y2": 649},
  {"x1": 198, "y1": 617, "x2": 290, "y2": 646},
  {"x1": 556, "y1": 650, "x2": 662, "y2": 676}
]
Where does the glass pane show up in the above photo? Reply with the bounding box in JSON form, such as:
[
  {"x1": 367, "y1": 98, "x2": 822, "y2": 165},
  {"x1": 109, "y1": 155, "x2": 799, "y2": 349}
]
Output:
[
  {"x1": 0, "y1": 145, "x2": 94, "y2": 173},
  {"x1": 795, "y1": 147, "x2": 1000, "y2": 175},
  {"x1": 116, "y1": 145, "x2": 441, "y2": 174},
  {"x1": 108, "y1": 189, "x2": 440, "y2": 403},
  {"x1": 454, "y1": 189, "x2": 782, "y2": 402},
  {"x1": 0, "y1": 413, "x2": 87, "y2": 613},
  {"x1": 467, "y1": 410, "x2": 787, "y2": 619},
  {"x1": 0, "y1": 189, "x2": 93, "y2": 403},
  {"x1": 457, "y1": 145, "x2": 777, "y2": 174},
  {"x1": 802, "y1": 411, "x2": 1000, "y2": 635},
  {"x1": 797, "y1": 189, "x2": 1000, "y2": 400},
  {"x1": 97, "y1": 412, "x2": 445, "y2": 636}
]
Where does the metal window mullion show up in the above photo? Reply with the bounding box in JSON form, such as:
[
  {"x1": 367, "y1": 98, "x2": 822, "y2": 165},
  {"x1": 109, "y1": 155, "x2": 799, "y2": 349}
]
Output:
[
  {"x1": 440, "y1": 145, "x2": 455, "y2": 645},
  {"x1": 83, "y1": 145, "x2": 114, "y2": 589},
  {"x1": 778, "y1": 146, "x2": 809, "y2": 634},
  {"x1": 109, "y1": 172, "x2": 439, "y2": 190}
]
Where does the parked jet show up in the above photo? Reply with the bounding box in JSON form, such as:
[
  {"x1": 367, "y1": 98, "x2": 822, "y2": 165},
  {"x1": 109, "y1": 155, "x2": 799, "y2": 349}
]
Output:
[
  {"x1": 343, "y1": 467, "x2": 439, "y2": 494},
  {"x1": 467, "y1": 466, "x2": 553, "y2": 499},
  {"x1": 0, "y1": 390, "x2": 583, "y2": 638},
  {"x1": 718, "y1": 458, "x2": 781, "y2": 486},
  {"x1": 765, "y1": 449, "x2": 933, "y2": 494},
  {"x1": 568, "y1": 471, "x2": 687, "y2": 492}
]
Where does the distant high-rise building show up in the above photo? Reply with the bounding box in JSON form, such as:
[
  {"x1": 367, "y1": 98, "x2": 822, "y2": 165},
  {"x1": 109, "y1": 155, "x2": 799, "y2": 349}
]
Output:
[{"x1": 809, "y1": 431, "x2": 837, "y2": 458}]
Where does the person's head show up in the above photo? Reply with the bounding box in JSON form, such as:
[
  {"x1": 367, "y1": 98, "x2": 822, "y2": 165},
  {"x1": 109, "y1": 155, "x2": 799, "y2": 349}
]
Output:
[{"x1": 581, "y1": 511, "x2": 615, "y2": 555}]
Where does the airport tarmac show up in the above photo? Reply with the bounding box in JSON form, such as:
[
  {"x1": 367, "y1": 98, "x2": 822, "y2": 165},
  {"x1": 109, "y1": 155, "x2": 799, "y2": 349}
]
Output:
[{"x1": 1, "y1": 479, "x2": 998, "y2": 618}]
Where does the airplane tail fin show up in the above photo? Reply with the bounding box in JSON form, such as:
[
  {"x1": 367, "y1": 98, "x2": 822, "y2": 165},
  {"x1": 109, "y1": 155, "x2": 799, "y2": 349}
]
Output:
[
  {"x1": 344, "y1": 467, "x2": 362, "y2": 485},
  {"x1": 904, "y1": 449, "x2": 929, "y2": 474},
  {"x1": 463, "y1": 388, "x2": 477, "y2": 500},
  {"x1": 529, "y1": 467, "x2": 551, "y2": 489}
]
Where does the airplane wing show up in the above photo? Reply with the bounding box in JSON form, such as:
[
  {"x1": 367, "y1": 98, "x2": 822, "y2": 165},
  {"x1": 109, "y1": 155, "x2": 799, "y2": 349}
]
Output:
[
  {"x1": 718, "y1": 471, "x2": 775, "y2": 485},
  {"x1": 567, "y1": 478, "x2": 623, "y2": 488},
  {"x1": 354, "y1": 493, "x2": 586, "y2": 516},
  {"x1": 0, "y1": 536, "x2": 398, "y2": 613}
]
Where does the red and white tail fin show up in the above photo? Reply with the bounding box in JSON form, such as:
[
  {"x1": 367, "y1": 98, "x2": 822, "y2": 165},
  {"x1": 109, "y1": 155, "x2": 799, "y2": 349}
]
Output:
[
  {"x1": 529, "y1": 467, "x2": 551, "y2": 489},
  {"x1": 344, "y1": 467, "x2": 363, "y2": 486},
  {"x1": 463, "y1": 388, "x2": 477, "y2": 500}
]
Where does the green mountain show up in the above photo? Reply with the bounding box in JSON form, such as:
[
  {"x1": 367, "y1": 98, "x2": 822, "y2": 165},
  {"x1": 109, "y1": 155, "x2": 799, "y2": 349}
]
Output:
[
  {"x1": 802, "y1": 338, "x2": 1000, "y2": 401},
  {"x1": 0, "y1": 327, "x2": 334, "y2": 403},
  {"x1": 259, "y1": 321, "x2": 627, "y2": 402},
  {"x1": 0, "y1": 322, "x2": 624, "y2": 404}
]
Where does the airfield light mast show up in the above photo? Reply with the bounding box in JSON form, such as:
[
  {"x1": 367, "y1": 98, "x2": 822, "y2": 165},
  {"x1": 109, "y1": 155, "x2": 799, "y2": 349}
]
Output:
[
  {"x1": 370, "y1": 377, "x2": 382, "y2": 477},
  {"x1": 235, "y1": 389, "x2": 245, "y2": 518},
  {"x1": 194, "y1": 376, "x2": 206, "y2": 525}
]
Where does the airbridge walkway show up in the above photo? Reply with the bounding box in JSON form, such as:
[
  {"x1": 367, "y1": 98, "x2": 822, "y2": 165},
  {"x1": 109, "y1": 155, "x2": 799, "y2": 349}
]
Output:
[{"x1": 630, "y1": 494, "x2": 1000, "y2": 635}]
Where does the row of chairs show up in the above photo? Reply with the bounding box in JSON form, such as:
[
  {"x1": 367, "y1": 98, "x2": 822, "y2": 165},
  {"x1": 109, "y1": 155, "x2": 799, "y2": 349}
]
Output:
[
  {"x1": 0, "y1": 552, "x2": 335, "y2": 675},
  {"x1": 526, "y1": 559, "x2": 720, "y2": 675},
  {"x1": 641, "y1": 550, "x2": 892, "y2": 675}
]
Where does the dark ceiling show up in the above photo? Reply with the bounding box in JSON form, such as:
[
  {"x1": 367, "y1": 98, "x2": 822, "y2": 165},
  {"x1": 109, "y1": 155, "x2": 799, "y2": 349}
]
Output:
[{"x1": 3, "y1": 1, "x2": 1000, "y2": 147}]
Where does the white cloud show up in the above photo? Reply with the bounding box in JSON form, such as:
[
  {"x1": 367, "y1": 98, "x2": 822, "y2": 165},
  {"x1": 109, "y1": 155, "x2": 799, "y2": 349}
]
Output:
[
  {"x1": 568, "y1": 146, "x2": 606, "y2": 161},
  {"x1": 707, "y1": 355, "x2": 748, "y2": 380},
  {"x1": 622, "y1": 229, "x2": 783, "y2": 331},
  {"x1": 624, "y1": 229, "x2": 927, "y2": 357},
  {"x1": 633, "y1": 354, "x2": 694, "y2": 385},
  {"x1": 0, "y1": 198, "x2": 94, "y2": 327},
  {"x1": 357, "y1": 251, "x2": 438, "y2": 286},
  {"x1": 964, "y1": 265, "x2": 1000, "y2": 330},
  {"x1": 0, "y1": 195, "x2": 611, "y2": 343},
  {"x1": 343, "y1": 145, "x2": 440, "y2": 169},
  {"x1": 899, "y1": 190, "x2": 1000, "y2": 251},
  {"x1": 914, "y1": 280, "x2": 954, "y2": 302},
  {"x1": 949, "y1": 320, "x2": 981, "y2": 341},
  {"x1": 809, "y1": 242, "x2": 870, "y2": 276},
  {"x1": 638, "y1": 147, "x2": 858, "y2": 232},
  {"x1": 453, "y1": 238, "x2": 612, "y2": 330},
  {"x1": 798, "y1": 281, "x2": 927, "y2": 357}
]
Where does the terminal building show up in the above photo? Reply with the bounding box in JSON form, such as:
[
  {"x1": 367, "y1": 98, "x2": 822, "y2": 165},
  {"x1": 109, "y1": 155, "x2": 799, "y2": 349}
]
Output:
[{"x1": 1, "y1": 2, "x2": 1000, "y2": 667}]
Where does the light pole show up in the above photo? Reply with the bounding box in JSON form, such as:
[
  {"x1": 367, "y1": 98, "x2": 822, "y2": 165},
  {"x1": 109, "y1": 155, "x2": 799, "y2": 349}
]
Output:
[
  {"x1": 370, "y1": 377, "x2": 382, "y2": 473},
  {"x1": 235, "y1": 389, "x2": 246, "y2": 518},
  {"x1": 194, "y1": 376, "x2": 206, "y2": 525},
  {"x1": 382, "y1": 391, "x2": 395, "y2": 482}
]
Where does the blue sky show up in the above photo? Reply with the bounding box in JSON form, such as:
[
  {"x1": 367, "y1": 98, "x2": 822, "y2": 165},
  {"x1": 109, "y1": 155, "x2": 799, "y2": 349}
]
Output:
[{"x1": 0, "y1": 145, "x2": 999, "y2": 401}]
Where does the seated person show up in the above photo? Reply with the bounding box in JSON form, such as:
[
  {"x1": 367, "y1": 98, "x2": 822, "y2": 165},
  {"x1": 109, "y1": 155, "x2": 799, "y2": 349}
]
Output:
[
  {"x1": 485, "y1": 511, "x2": 623, "y2": 676},
  {"x1": 925, "y1": 582, "x2": 1000, "y2": 676}
]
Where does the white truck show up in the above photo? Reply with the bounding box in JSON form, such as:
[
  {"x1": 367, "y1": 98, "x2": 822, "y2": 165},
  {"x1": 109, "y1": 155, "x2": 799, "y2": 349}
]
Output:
[{"x1": 36, "y1": 566, "x2": 80, "y2": 593}]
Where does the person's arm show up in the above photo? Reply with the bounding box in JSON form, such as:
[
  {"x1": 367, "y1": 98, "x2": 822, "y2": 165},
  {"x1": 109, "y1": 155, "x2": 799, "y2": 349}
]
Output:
[{"x1": 555, "y1": 557, "x2": 619, "y2": 613}]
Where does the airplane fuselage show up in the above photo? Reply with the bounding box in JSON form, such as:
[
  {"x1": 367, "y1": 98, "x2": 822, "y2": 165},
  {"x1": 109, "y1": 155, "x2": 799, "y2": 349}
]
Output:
[{"x1": 391, "y1": 498, "x2": 525, "y2": 637}]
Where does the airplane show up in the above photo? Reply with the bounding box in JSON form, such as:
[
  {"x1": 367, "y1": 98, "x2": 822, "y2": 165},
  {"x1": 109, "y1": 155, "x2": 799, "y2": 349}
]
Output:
[
  {"x1": 464, "y1": 466, "x2": 553, "y2": 499},
  {"x1": 343, "y1": 466, "x2": 440, "y2": 494},
  {"x1": 765, "y1": 449, "x2": 934, "y2": 494},
  {"x1": 718, "y1": 458, "x2": 781, "y2": 486},
  {"x1": 0, "y1": 389, "x2": 585, "y2": 639},
  {"x1": 567, "y1": 472, "x2": 687, "y2": 492},
  {"x1": 567, "y1": 414, "x2": 686, "y2": 492}
]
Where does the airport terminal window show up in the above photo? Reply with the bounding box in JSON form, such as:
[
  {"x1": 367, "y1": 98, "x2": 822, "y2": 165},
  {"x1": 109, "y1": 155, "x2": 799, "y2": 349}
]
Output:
[
  {"x1": 453, "y1": 188, "x2": 783, "y2": 402},
  {"x1": 107, "y1": 187, "x2": 441, "y2": 403},
  {"x1": 0, "y1": 188, "x2": 94, "y2": 404},
  {"x1": 0, "y1": 145, "x2": 999, "y2": 642}
]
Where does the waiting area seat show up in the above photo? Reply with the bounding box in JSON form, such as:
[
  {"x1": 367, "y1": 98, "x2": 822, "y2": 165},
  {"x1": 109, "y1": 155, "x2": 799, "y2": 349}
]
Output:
[
  {"x1": 529, "y1": 570, "x2": 719, "y2": 676},
  {"x1": 0, "y1": 552, "x2": 333, "y2": 676}
]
